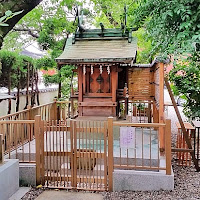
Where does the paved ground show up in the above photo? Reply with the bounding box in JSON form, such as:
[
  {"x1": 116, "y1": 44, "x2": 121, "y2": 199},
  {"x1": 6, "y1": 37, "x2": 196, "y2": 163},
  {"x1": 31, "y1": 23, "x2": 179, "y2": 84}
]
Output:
[
  {"x1": 9, "y1": 187, "x2": 30, "y2": 200},
  {"x1": 35, "y1": 190, "x2": 103, "y2": 200}
]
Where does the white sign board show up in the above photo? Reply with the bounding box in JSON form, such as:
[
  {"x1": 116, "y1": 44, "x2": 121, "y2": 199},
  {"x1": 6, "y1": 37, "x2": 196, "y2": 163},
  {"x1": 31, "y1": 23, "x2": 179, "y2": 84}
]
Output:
[{"x1": 120, "y1": 127, "x2": 135, "y2": 149}]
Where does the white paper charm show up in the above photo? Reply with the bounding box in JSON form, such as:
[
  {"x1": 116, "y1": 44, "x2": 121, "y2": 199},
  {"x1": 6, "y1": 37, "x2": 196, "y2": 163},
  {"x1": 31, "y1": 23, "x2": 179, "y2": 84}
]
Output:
[{"x1": 120, "y1": 127, "x2": 135, "y2": 149}]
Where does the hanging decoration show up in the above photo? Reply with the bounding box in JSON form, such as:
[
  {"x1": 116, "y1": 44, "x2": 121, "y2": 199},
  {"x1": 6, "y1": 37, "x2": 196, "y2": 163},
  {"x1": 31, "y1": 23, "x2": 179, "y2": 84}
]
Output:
[
  {"x1": 107, "y1": 65, "x2": 110, "y2": 74},
  {"x1": 100, "y1": 65, "x2": 103, "y2": 74},
  {"x1": 83, "y1": 65, "x2": 86, "y2": 75},
  {"x1": 91, "y1": 65, "x2": 93, "y2": 75}
]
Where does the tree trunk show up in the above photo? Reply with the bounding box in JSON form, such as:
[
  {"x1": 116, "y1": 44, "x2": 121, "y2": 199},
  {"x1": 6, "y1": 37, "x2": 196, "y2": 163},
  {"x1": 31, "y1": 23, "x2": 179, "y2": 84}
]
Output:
[
  {"x1": 16, "y1": 67, "x2": 20, "y2": 112},
  {"x1": 35, "y1": 70, "x2": 40, "y2": 105},
  {"x1": 31, "y1": 68, "x2": 35, "y2": 106},
  {"x1": 7, "y1": 71, "x2": 11, "y2": 114},
  {"x1": 24, "y1": 62, "x2": 30, "y2": 109},
  {"x1": 0, "y1": 0, "x2": 42, "y2": 49}
]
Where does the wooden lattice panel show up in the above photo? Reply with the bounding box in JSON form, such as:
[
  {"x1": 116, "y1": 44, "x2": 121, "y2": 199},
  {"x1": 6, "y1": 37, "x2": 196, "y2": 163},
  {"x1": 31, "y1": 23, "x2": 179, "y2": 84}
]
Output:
[{"x1": 128, "y1": 68, "x2": 153, "y2": 100}]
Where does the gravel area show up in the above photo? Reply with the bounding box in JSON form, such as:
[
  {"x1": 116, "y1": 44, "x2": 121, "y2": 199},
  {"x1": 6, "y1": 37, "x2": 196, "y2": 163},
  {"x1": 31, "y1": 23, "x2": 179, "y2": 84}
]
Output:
[
  {"x1": 22, "y1": 102, "x2": 200, "y2": 199},
  {"x1": 103, "y1": 161, "x2": 200, "y2": 200},
  {"x1": 21, "y1": 187, "x2": 45, "y2": 200}
]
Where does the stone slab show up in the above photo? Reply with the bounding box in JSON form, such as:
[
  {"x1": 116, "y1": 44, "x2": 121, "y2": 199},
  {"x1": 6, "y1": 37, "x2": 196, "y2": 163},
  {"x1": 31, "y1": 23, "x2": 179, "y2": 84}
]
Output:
[
  {"x1": 113, "y1": 169, "x2": 174, "y2": 191},
  {"x1": 19, "y1": 163, "x2": 36, "y2": 186},
  {"x1": 36, "y1": 191, "x2": 103, "y2": 200},
  {"x1": 0, "y1": 159, "x2": 19, "y2": 200}
]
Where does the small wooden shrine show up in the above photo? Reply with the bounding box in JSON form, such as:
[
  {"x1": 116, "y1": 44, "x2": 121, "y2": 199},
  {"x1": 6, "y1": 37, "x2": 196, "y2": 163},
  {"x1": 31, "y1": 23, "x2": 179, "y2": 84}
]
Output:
[
  {"x1": 56, "y1": 26, "x2": 137, "y2": 117},
  {"x1": 56, "y1": 21, "x2": 165, "y2": 123}
]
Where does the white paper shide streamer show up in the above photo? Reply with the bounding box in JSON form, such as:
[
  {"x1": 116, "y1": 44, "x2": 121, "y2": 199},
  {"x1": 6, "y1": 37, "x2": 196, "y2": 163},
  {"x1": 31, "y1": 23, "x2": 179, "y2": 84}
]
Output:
[
  {"x1": 100, "y1": 65, "x2": 103, "y2": 74},
  {"x1": 83, "y1": 65, "x2": 86, "y2": 75}
]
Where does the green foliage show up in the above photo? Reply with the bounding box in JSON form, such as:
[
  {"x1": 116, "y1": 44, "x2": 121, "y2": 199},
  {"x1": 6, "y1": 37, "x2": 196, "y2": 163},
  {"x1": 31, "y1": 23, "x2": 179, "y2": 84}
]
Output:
[
  {"x1": 0, "y1": 50, "x2": 34, "y2": 89},
  {"x1": 132, "y1": 28, "x2": 153, "y2": 63},
  {"x1": 35, "y1": 57, "x2": 56, "y2": 70},
  {"x1": 0, "y1": 10, "x2": 23, "y2": 27},
  {"x1": 91, "y1": 0, "x2": 152, "y2": 63},
  {"x1": 134, "y1": 0, "x2": 200, "y2": 55},
  {"x1": 169, "y1": 52, "x2": 200, "y2": 118}
]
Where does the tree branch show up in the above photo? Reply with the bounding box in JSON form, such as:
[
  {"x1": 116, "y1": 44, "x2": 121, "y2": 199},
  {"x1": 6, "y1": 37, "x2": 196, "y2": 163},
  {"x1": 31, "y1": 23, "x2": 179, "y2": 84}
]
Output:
[
  {"x1": 101, "y1": 4, "x2": 119, "y2": 27},
  {"x1": 0, "y1": 0, "x2": 42, "y2": 48},
  {"x1": 13, "y1": 27, "x2": 39, "y2": 38}
]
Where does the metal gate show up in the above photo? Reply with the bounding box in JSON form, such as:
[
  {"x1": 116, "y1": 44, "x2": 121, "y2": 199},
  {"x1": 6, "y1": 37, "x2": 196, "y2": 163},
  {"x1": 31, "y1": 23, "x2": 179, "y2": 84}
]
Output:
[{"x1": 36, "y1": 119, "x2": 112, "y2": 191}]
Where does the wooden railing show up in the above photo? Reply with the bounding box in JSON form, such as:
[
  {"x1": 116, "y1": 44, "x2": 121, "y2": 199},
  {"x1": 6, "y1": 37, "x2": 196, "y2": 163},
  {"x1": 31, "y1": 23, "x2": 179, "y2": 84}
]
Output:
[
  {"x1": 118, "y1": 100, "x2": 153, "y2": 123},
  {"x1": 108, "y1": 117, "x2": 172, "y2": 175},
  {"x1": 1, "y1": 119, "x2": 36, "y2": 163},
  {"x1": 0, "y1": 100, "x2": 76, "y2": 122},
  {"x1": 56, "y1": 100, "x2": 78, "y2": 120},
  {"x1": 0, "y1": 102, "x2": 56, "y2": 121}
]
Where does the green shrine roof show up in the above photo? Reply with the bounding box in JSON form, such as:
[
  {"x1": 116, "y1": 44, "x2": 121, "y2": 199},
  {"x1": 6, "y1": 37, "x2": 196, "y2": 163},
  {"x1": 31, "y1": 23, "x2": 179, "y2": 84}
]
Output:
[{"x1": 56, "y1": 28, "x2": 137, "y2": 64}]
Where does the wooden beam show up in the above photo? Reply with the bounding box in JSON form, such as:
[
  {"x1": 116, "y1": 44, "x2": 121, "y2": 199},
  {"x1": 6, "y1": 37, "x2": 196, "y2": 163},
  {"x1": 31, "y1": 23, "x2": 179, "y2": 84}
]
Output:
[
  {"x1": 78, "y1": 66, "x2": 83, "y2": 116},
  {"x1": 35, "y1": 115, "x2": 42, "y2": 185},
  {"x1": 111, "y1": 66, "x2": 118, "y2": 116},
  {"x1": 78, "y1": 102, "x2": 117, "y2": 107},
  {"x1": 171, "y1": 148, "x2": 194, "y2": 153},
  {"x1": 165, "y1": 119, "x2": 172, "y2": 175},
  {"x1": 164, "y1": 77, "x2": 200, "y2": 171},
  {"x1": 113, "y1": 122, "x2": 165, "y2": 128},
  {"x1": 159, "y1": 63, "x2": 165, "y2": 150}
]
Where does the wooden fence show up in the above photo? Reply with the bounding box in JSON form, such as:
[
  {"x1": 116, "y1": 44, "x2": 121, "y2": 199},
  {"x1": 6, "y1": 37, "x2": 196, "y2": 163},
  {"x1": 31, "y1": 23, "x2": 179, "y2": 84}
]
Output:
[
  {"x1": 0, "y1": 120, "x2": 36, "y2": 163},
  {"x1": 110, "y1": 118, "x2": 171, "y2": 175},
  {"x1": 1, "y1": 113, "x2": 172, "y2": 191},
  {"x1": 36, "y1": 117, "x2": 112, "y2": 191}
]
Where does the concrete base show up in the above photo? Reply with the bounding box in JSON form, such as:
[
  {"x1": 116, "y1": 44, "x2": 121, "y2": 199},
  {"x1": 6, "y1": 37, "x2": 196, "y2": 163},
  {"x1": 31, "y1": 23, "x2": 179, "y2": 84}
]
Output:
[
  {"x1": 19, "y1": 163, "x2": 36, "y2": 186},
  {"x1": 0, "y1": 159, "x2": 19, "y2": 200},
  {"x1": 113, "y1": 169, "x2": 174, "y2": 191}
]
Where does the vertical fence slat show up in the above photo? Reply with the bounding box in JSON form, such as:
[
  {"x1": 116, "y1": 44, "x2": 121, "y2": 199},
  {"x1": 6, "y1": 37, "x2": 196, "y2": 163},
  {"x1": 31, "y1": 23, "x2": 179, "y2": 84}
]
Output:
[
  {"x1": 35, "y1": 115, "x2": 42, "y2": 185},
  {"x1": 40, "y1": 120, "x2": 45, "y2": 185},
  {"x1": 73, "y1": 121, "x2": 77, "y2": 189},
  {"x1": 0, "y1": 134, "x2": 3, "y2": 164},
  {"x1": 70, "y1": 120, "x2": 74, "y2": 188},
  {"x1": 104, "y1": 121, "x2": 108, "y2": 190},
  {"x1": 108, "y1": 117, "x2": 113, "y2": 191},
  {"x1": 165, "y1": 119, "x2": 172, "y2": 175}
]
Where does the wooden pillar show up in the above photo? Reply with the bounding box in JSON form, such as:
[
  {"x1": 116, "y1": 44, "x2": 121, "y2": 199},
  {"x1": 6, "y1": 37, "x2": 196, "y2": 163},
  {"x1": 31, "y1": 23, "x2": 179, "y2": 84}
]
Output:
[
  {"x1": 147, "y1": 101, "x2": 152, "y2": 123},
  {"x1": 159, "y1": 63, "x2": 165, "y2": 150},
  {"x1": 153, "y1": 102, "x2": 159, "y2": 123},
  {"x1": 35, "y1": 115, "x2": 44, "y2": 185},
  {"x1": 108, "y1": 117, "x2": 113, "y2": 191},
  {"x1": 0, "y1": 134, "x2": 3, "y2": 164},
  {"x1": 50, "y1": 98, "x2": 57, "y2": 120},
  {"x1": 111, "y1": 66, "x2": 118, "y2": 117},
  {"x1": 78, "y1": 66, "x2": 83, "y2": 116},
  {"x1": 165, "y1": 119, "x2": 172, "y2": 175},
  {"x1": 27, "y1": 105, "x2": 32, "y2": 120}
]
